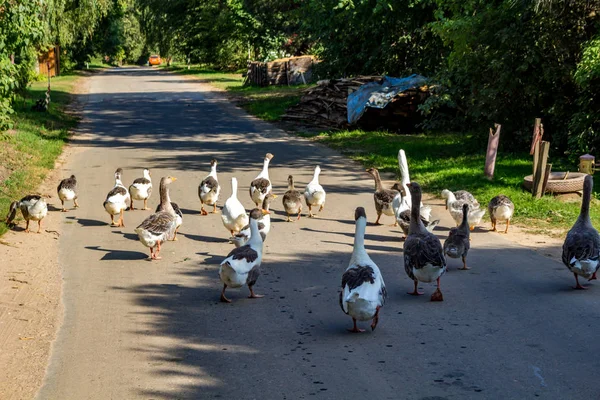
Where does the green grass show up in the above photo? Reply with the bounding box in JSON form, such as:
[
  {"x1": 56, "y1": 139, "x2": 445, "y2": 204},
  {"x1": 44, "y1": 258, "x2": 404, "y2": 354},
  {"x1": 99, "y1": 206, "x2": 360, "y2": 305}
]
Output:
[
  {"x1": 302, "y1": 130, "x2": 598, "y2": 235},
  {"x1": 0, "y1": 73, "x2": 82, "y2": 235},
  {"x1": 164, "y1": 64, "x2": 310, "y2": 121}
]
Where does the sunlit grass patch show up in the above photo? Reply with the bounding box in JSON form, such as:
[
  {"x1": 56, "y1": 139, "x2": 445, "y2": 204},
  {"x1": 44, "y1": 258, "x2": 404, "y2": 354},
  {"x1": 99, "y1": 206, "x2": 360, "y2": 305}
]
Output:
[
  {"x1": 304, "y1": 129, "x2": 597, "y2": 235},
  {"x1": 0, "y1": 73, "x2": 81, "y2": 235}
]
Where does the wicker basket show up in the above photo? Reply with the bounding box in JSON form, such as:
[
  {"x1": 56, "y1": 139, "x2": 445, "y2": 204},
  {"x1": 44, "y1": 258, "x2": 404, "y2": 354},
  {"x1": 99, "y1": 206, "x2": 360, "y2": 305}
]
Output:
[{"x1": 523, "y1": 172, "x2": 586, "y2": 194}]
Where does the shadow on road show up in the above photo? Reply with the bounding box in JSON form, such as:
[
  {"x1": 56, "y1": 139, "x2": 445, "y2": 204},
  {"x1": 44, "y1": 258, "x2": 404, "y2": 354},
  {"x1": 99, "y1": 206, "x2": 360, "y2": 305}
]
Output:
[
  {"x1": 105, "y1": 235, "x2": 599, "y2": 398},
  {"x1": 85, "y1": 245, "x2": 148, "y2": 260}
]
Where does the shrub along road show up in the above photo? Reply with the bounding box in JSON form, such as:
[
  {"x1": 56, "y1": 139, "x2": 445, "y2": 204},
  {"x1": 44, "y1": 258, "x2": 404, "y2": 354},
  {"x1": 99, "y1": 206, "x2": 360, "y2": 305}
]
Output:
[{"x1": 37, "y1": 67, "x2": 596, "y2": 399}]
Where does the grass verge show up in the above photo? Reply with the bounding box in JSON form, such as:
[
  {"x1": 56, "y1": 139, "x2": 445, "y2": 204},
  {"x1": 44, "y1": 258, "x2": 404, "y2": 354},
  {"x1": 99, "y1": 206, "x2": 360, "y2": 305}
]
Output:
[
  {"x1": 0, "y1": 73, "x2": 83, "y2": 235},
  {"x1": 163, "y1": 64, "x2": 310, "y2": 121},
  {"x1": 301, "y1": 130, "x2": 598, "y2": 236}
]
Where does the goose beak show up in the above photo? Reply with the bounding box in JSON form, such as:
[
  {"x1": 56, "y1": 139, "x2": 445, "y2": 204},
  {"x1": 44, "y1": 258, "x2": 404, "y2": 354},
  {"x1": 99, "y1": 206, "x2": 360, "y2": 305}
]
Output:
[
  {"x1": 272, "y1": 194, "x2": 278, "y2": 199},
  {"x1": 262, "y1": 210, "x2": 270, "y2": 215},
  {"x1": 171, "y1": 177, "x2": 177, "y2": 181}
]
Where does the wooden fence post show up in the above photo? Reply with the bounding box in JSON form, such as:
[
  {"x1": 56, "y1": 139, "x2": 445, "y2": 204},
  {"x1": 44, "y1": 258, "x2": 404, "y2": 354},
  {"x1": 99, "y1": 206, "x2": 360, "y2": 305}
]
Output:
[
  {"x1": 485, "y1": 123, "x2": 501, "y2": 180},
  {"x1": 532, "y1": 141, "x2": 550, "y2": 198}
]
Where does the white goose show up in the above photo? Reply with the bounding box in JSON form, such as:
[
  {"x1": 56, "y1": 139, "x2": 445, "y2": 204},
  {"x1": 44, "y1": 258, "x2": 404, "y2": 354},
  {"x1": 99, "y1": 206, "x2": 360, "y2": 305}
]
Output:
[
  {"x1": 6, "y1": 195, "x2": 48, "y2": 233},
  {"x1": 488, "y1": 195, "x2": 514, "y2": 233},
  {"x1": 249, "y1": 153, "x2": 273, "y2": 207},
  {"x1": 129, "y1": 168, "x2": 152, "y2": 210},
  {"x1": 198, "y1": 159, "x2": 221, "y2": 215},
  {"x1": 230, "y1": 192, "x2": 277, "y2": 248},
  {"x1": 221, "y1": 177, "x2": 248, "y2": 235},
  {"x1": 304, "y1": 165, "x2": 326, "y2": 217},
  {"x1": 57, "y1": 175, "x2": 78, "y2": 212},
  {"x1": 442, "y1": 190, "x2": 485, "y2": 229},
  {"x1": 391, "y1": 182, "x2": 436, "y2": 237},
  {"x1": 103, "y1": 168, "x2": 129, "y2": 227},
  {"x1": 219, "y1": 208, "x2": 268, "y2": 302},
  {"x1": 340, "y1": 207, "x2": 386, "y2": 333}
]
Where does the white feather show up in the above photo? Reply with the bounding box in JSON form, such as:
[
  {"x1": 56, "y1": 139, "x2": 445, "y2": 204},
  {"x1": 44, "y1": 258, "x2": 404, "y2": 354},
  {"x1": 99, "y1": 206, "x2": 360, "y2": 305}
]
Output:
[{"x1": 222, "y1": 178, "x2": 248, "y2": 233}]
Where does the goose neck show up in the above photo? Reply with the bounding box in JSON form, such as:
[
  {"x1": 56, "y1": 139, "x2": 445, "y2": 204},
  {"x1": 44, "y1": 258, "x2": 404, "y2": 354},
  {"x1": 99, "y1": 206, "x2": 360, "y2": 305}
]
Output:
[
  {"x1": 231, "y1": 179, "x2": 238, "y2": 199},
  {"x1": 579, "y1": 182, "x2": 592, "y2": 222},
  {"x1": 409, "y1": 190, "x2": 424, "y2": 233},
  {"x1": 159, "y1": 182, "x2": 173, "y2": 212},
  {"x1": 259, "y1": 158, "x2": 270, "y2": 178},
  {"x1": 248, "y1": 218, "x2": 263, "y2": 246},
  {"x1": 350, "y1": 218, "x2": 370, "y2": 265},
  {"x1": 372, "y1": 171, "x2": 383, "y2": 191}
]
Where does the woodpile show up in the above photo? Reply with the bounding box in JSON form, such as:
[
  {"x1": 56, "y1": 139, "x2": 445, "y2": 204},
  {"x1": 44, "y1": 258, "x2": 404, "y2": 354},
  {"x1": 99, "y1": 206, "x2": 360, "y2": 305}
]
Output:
[
  {"x1": 245, "y1": 56, "x2": 316, "y2": 87},
  {"x1": 282, "y1": 76, "x2": 381, "y2": 128},
  {"x1": 282, "y1": 76, "x2": 430, "y2": 130}
]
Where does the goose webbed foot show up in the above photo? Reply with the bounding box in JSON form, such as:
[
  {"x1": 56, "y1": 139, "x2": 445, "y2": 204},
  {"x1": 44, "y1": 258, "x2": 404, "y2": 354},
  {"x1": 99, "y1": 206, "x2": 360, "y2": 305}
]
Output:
[
  {"x1": 200, "y1": 207, "x2": 208, "y2": 216},
  {"x1": 220, "y1": 284, "x2": 232, "y2": 303},
  {"x1": 248, "y1": 286, "x2": 263, "y2": 299},
  {"x1": 347, "y1": 318, "x2": 365, "y2": 333},
  {"x1": 431, "y1": 288, "x2": 444, "y2": 301},
  {"x1": 588, "y1": 272, "x2": 597, "y2": 281},
  {"x1": 431, "y1": 278, "x2": 444, "y2": 301},
  {"x1": 458, "y1": 257, "x2": 470, "y2": 270},
  {"x1": 407, "y1": 281, "x2": 424, "y2": 296},
  {"x1": 574, "y1": 274, "x2": 588, "y2": 289}
]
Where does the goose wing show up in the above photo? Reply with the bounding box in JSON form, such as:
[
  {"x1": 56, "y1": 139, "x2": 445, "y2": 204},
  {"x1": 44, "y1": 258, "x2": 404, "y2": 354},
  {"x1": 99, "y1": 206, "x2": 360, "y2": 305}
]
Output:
[
  {"x1": 404, "y1": 233, "x2": 445, "y2": 280},
  {"x1": 137, "y1": 211, "x2": 176, "y2": 237},
  {"x1": 57, "y1": 177, "x2": 76, "y2": 191},
  {"x1": 562, "y1": 228, "x2": 600, "y2": 267},
  {"x1": 250, "y1": 178, "x2": 271, "y2": 194},
  {"x1": 375, "y1": 189, "x2": 398, "y2": 206},
  {"x1": 200, "y1": 176, "x2": 218, "y2": 194}
]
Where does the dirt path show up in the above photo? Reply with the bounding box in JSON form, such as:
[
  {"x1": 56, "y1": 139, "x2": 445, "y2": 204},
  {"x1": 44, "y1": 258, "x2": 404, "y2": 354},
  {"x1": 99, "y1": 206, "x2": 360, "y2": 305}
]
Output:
[{"x1": 0, "y1": 77, "x2": 90, "y2": 400}]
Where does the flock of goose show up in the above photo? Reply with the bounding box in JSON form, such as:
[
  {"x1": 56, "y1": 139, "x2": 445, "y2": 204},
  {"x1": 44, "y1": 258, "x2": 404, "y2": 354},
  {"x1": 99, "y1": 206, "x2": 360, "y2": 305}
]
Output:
[{"x1": 4, "y1": 151, "x2": 599, "y2": 333}]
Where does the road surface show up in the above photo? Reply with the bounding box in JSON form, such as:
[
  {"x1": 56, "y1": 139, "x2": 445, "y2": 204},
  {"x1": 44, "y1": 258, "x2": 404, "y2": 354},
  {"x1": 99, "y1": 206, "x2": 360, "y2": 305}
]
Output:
[{"x1": 38, "y1": 68, "x2": 600, "y2": 399}]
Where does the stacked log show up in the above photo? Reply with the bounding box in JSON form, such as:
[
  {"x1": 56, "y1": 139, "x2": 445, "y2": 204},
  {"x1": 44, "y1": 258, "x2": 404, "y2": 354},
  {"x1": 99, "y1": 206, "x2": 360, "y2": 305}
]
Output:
[{"x1": 282, "y1": 76, "x2": 382, "y2": 128}]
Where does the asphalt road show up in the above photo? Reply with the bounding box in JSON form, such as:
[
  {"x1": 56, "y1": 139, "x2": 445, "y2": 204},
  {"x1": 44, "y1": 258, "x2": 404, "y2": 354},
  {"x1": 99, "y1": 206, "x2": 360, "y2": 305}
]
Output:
[{"x1": 38, "y1": 68, "x2": 600, "y2": 399}]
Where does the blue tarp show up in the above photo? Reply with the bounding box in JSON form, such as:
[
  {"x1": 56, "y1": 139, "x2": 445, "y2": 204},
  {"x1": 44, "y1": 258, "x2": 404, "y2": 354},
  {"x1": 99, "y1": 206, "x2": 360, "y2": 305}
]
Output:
[{"x1": 347, "y1": 74, "x2": 427, "y2": 125}]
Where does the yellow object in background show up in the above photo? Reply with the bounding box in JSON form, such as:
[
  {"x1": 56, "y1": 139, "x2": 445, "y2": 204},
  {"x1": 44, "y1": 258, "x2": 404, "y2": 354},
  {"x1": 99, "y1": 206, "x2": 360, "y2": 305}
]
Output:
[{"x1": 579, "y1": 154, "x2": 596, "y2": 174}]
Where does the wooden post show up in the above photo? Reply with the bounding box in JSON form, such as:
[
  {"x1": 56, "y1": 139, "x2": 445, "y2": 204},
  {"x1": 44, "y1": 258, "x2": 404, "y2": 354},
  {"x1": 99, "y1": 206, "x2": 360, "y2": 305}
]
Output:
[
  {"x1": 530, "y1": 118, "x2": 543, "y2": 155},
  {"x1": 485, "y1": 123, "x2": 501, "y2": 180},
  {"x1": 541, "y1": 163, "x2": 552, "y2": 195},
  {"x1": 398, "y1": 149, "x2": 410, "y2": 185},
  {"x1": 532, "y1": 141, "x2": 550, "y2": 198},
  {"x1": 533, "y1": 141, "x2": 540, "y2": 175}
]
